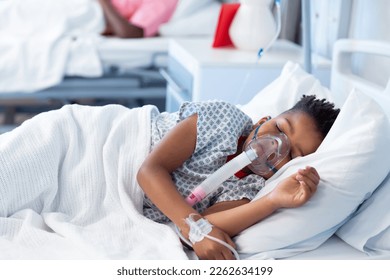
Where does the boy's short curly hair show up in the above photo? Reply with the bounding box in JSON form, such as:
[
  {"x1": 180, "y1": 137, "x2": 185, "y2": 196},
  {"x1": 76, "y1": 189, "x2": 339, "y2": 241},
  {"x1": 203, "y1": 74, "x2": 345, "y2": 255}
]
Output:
[{"x1": 288, "y1": 95, "x2": 340, "y2": 138}]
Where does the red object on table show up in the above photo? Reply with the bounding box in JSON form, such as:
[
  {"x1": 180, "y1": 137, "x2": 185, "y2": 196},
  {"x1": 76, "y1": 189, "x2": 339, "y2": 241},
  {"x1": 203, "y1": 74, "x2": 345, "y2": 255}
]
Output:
[{"x1": 212, "y1": 3, "x2": 240, "y2": 48}]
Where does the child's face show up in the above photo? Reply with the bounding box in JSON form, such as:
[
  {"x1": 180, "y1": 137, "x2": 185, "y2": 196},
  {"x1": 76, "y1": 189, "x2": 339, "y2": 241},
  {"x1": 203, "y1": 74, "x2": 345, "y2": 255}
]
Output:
[{"x1": 243, "y1": 110, "x2": 323, "y2": 179}]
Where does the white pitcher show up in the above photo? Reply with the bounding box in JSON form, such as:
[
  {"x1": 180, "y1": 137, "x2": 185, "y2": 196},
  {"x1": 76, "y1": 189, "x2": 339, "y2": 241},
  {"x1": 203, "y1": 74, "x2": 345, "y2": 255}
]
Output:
[{"x1": 229, "y1": 0, "x2": 278, "y2": 51}]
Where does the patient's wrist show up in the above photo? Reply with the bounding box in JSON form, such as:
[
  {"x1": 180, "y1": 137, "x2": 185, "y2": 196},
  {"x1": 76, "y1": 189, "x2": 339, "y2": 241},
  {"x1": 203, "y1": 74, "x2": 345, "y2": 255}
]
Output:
[{"x1": 262, "y1": 193, "x2": 282, "y2": 211}]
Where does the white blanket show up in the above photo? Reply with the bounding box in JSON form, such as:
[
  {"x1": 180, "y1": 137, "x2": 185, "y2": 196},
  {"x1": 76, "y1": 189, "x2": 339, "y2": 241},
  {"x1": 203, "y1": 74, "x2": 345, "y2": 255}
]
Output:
[
  {"x1": 0, "y1": 104, "x2": 187, "y2": 259},
  {"x1": 0, "y1": 0, "x2": 104, "y2": 93}
]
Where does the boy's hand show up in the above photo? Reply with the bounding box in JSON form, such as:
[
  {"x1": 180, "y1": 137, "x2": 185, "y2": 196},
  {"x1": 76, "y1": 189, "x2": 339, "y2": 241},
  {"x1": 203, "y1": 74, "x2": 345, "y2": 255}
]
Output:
[
  {"x1": 268, "y1": 166, "x2": 319, "y2": 209},
  {"x1": 192, "y1": 227, "x2": 236, "y2": 260}
]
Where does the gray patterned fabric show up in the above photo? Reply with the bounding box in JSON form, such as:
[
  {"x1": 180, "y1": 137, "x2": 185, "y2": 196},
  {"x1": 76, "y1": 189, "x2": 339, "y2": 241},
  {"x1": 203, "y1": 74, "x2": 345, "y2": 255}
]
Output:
[{"x1": 143, "y1": 101, "x2": 265, "y2": 222}]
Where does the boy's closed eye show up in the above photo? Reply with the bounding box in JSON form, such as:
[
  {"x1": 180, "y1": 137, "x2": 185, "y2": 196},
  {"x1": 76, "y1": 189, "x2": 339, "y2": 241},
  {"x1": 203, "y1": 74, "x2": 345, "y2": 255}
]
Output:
[{"x1": 275, "y1": 122, "x2": 296, "y2": 159}]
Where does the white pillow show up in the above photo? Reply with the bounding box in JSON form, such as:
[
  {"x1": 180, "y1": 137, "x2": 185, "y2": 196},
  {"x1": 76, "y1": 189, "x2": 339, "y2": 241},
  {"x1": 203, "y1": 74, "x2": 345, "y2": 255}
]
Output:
[
  {"x1": 336, "y1": 172, "x2": 390, "y2": 256},
  {"x1": 236, "y1": 86, "x2": 390, "y2": 259}
]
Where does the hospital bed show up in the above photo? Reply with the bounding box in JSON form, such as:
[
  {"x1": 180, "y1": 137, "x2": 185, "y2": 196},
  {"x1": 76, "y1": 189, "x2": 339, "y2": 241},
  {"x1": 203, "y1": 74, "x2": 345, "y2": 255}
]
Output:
[
  {"x1": 298, "y1": 39, "x2": 389, "y2": 260},
  {"x1": 233, "y1": 38, "x2": 390, "y2": 260},
  {"x1": 0, "y1": 37, "x2": 170, "y2": 104},
  {"x1": 291, "y1": 39, "x2": 390, "y2": 260}
]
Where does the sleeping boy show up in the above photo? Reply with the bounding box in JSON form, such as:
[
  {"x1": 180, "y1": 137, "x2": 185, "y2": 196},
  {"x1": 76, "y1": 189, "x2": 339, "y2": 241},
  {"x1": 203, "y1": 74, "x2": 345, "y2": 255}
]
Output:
[{"x1": 137, "y1": 95, "x2": 340, "y2": 260}]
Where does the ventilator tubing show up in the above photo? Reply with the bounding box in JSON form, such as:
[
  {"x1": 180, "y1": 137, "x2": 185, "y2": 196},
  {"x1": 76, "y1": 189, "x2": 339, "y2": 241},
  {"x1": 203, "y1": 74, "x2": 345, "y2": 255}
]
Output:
[
  {"x1": 185, "y1": 149, "x2": 257, "y2": 206},
  {"x1": 185, "y1": 133, "x2": 290, "y2": 206}
]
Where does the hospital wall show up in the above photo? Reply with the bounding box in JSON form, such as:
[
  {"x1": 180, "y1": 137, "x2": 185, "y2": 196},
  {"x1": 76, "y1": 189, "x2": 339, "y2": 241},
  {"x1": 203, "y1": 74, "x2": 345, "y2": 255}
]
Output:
[{"x1": 310, "y1": 0, "x2": 390, "y2": 88}]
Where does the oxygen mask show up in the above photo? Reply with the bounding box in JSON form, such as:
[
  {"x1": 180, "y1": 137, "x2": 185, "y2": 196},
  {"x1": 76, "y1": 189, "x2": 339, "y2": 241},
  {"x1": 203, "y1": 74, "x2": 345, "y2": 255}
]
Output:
[{"x1": 244, "y1": 131, "x2": 290, "y2": 176}]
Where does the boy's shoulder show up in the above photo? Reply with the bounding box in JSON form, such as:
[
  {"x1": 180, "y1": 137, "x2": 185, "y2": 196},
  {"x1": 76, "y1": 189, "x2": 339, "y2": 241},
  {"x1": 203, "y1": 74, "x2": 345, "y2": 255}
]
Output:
[{"x1": 181, "y1": 100, "x2": 244, "y2": 113}]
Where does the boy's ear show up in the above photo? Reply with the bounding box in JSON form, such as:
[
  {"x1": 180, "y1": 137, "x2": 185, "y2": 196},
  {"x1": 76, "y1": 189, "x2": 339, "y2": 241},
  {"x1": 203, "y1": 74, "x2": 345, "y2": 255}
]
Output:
[{"x1": 255, "y1": 116, "x2": 271, "y2": 126}]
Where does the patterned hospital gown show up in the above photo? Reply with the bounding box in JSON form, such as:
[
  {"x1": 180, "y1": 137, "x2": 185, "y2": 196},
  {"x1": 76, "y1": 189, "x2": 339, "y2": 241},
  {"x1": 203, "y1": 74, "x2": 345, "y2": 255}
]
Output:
[{"x1": 143, "y1": 101, "x2": 266, "y2": 223}]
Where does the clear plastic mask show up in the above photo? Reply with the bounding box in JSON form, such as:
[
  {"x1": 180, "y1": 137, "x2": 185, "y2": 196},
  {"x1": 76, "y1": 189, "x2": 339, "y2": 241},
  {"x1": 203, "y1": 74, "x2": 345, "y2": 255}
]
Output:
[{"x1": 244, "y1": 131, "x2": 290, "y2": 176}]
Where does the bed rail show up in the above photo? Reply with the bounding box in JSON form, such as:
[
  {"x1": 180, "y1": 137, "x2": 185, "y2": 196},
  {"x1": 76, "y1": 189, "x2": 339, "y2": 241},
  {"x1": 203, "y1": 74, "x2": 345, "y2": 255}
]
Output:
[{"x1": 331, "y1": 39, "x2": 390, "y2": 106}]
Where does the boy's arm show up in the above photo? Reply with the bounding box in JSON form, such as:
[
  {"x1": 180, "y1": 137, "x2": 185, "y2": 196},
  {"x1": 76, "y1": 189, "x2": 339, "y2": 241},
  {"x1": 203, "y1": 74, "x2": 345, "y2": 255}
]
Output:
[
  {"x1": 98, "y1": 0, "x2": 143, "y2": 38},
  {"x1": 204, "y1": 195, "x2": 277, "y2": 237},
  {"x1": 203, "y1": 167, "x2": 319, "y2": 237},
  {"x1": 137, "y1": 114, "x2": 199, "y2": 228}
]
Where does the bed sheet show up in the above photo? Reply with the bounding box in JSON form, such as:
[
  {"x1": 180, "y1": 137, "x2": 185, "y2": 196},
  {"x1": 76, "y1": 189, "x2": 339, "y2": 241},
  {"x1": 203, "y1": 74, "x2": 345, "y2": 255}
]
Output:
[
  {"x1": 0, "y1": 104, "x2": 187, "y2": 260},
  {"x1": 283, "y1": 236, "x2": 389, "y2": 260},
  {"x1": 182, "y1": 235, "x2": 383, "y2": 260}
]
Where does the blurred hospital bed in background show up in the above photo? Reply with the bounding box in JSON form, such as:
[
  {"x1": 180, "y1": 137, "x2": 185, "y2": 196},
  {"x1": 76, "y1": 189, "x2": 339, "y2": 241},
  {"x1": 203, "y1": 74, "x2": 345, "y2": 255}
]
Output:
[{"x1": 0, "y1": 0, "x2": 224, "y2": 132}]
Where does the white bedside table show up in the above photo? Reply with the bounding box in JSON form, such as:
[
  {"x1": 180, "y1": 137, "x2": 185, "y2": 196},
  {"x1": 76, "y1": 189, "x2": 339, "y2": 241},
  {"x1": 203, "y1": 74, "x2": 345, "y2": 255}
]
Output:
[{"x1": 162, "y1": 38, "x2": 331, "y2": 112}]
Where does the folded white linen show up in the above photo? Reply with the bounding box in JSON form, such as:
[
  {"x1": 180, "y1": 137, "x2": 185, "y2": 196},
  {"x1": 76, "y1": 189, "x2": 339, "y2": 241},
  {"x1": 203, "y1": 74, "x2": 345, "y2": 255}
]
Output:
[
  {"x1": 0, "y1": 104, "x2": 187, "y2": 259},
  {"x1": 0, "y1": 0, "x2": 104, "y2": 93}
]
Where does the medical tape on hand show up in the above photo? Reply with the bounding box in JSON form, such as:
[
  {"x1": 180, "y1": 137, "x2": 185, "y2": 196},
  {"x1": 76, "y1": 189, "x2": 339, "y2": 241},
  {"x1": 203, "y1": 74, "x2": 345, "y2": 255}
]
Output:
[
  {"x1": 175, "y1": 214, "x2": 241, "y2": 260},
  {"x1": 185, "y1": 214, "x2": 213, "y2": 244}
]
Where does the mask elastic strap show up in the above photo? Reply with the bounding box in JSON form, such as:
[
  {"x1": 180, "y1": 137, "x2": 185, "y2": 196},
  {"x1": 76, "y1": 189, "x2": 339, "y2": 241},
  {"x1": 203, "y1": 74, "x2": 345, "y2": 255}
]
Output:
[
  {"x1": 251, "y1": 125, "x2": 261, "y2": 140},
  {"x1": 251, "y1": 116, "x2": 271, "y2": 141}
]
